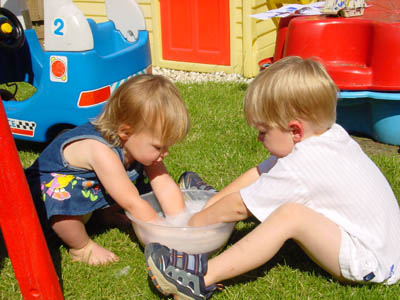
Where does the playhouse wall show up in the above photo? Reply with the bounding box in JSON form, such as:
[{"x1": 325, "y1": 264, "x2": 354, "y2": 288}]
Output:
[
  {"x1": 73, "y1": 0, "x2": 107, "y2": 23},
  {"x1": 242, "y1": 0, "x2": 277, "y2": 77},
  {"x1": 72, "y1": 0, "x2": 278, "y2": 78}
]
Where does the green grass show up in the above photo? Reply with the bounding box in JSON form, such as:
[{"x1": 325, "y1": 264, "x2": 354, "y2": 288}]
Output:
[
  {"x1": 0, "y1": 82, "x2": 36, "y2": 101},
  {"x1": 1, "y1": 82, "x2": 400, "y2": 299}
]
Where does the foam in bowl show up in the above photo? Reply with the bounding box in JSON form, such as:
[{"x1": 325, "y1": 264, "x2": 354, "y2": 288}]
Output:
[{"x1": 126, "y1": 190, "x2": 236, "y2": 254}]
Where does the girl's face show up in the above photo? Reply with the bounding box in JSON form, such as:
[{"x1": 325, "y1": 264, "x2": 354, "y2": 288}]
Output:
[{"x1": 119, "y1": 125, "x2": 169, "y2": 166}]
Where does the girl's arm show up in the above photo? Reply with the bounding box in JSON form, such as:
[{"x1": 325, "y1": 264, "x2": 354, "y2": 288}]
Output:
[
  {"x1": 144, "y1": 161, "x2": 185, "y2": 216},
  {"x1": 66, "y1": 139, "x2": 160, "y2": 222},
  {"x1": 189, "y1": 191, "x2": 251, "y2": 226},
  {"x1": 204, "y1": 166, "x2": 260, "y2": 209}
]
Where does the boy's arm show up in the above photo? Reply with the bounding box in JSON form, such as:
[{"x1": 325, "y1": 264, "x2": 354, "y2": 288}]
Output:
[
  {"x1": 189, "y1": 191, "x2": 250, "y2": 227},
  {"x1": 204, "y1": 167, "x2": 260, "y2": 209},
  {"x1": 144, "y1": 161, "x2": 185, "y2": 216}
]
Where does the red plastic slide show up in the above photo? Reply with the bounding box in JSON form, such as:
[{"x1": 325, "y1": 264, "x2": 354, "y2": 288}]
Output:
[{"x1": 0, "y1": 97, "x2": 64, "y2": 300}]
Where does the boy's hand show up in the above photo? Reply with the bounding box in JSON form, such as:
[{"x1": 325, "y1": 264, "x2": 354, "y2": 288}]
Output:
[
  {"x1": 188, "y1": 192, "x2": 250, "y2": 227},
  {"x1": 188, "y1": 212, "x2": 206, "y2": 227}
]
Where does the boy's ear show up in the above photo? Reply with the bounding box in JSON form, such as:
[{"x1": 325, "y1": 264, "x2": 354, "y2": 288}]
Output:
[
  {"x1": 288, "y1": 120, "x2": 304, "y2": 143},
  {"x1": 118, "y1": 124, "x2": 131, "y2": 141}
]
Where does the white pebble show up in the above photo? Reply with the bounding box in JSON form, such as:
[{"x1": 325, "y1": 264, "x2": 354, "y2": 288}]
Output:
[{"x1": 152, "y1": 66, "x2": 253, "y2": 84}]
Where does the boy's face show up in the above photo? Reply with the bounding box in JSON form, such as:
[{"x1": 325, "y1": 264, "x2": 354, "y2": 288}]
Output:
[
  {"x1": 256, "y1": 124, "x2": 295, "y2": 158},
  {"x1": 119, "y1": 125, "x2": 169, "y2": 166}
]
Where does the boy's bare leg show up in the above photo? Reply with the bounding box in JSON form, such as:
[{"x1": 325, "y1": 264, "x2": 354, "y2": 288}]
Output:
[
  {"x1": 204, "y1": 203, "x2": 344, "y2": 286},
  {"x1": 51, "y1": 215, "x2": 120, "y2": 265}
]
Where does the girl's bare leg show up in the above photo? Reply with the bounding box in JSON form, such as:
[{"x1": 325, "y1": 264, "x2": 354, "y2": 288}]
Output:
[
  {"x1": 51, "y1": 215, "x2": 119, "y2": 265},
  {"x1": 204, "y1": 203, "x2": 345, "y2": 286}
]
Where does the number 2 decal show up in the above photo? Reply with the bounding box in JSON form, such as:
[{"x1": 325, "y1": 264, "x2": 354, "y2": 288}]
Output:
[{"x1": 54, "y1": 18, "x2": 65, "y2": 36}]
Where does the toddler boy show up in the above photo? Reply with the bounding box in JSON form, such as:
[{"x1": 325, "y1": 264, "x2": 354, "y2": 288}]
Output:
[{"x1": 145, "y1": 57, "x2": 400, "y2": 299}]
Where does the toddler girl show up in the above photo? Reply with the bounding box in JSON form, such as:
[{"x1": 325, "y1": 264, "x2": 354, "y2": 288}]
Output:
[{"x1": 26, "y1": 74, "x2": 190, "y2": 265}]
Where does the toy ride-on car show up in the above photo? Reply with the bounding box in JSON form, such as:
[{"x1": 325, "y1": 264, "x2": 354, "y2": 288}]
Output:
[{"x1": 0, "y1": 0, "x2": 151, "y2": 143}]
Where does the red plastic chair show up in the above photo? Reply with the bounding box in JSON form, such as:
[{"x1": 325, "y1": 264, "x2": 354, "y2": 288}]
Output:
[
  {"x1": 0, "y1": 97, "x2": 64, "y2": 299},
  {"x1": 271, "y1": 0, "x2": 400, "y2": 91}
]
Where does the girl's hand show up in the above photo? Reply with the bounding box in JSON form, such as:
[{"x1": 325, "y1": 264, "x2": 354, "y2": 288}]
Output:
[{"x1": 145, "y1": 161, "x2": 186, "y2": 216}]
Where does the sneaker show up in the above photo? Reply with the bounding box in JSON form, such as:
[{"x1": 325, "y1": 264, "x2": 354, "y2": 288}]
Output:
[
  {"x1": 178, "y1": 171, "x2": 217, "y2": 192},
  {"x1": 145, "y1": 243, "x2": 223, "y2": 300}
]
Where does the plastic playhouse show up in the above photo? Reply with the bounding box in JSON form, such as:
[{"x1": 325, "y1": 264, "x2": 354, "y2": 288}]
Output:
[
  {"x1": 74, "y1": 0, "x2": 299, "y2": 78},
  {"x1": 262, "y1": 0, "x2": 400, "y2": 145},
  {"x1": 0, "y1": 0, "x2": 151, "y2": 143}
]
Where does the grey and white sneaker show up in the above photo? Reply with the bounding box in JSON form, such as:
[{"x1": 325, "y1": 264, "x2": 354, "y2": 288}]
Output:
[
  {"x1": 145, "y1": 243, "x2": 223, "y2": 300},
  {"x1": 178, "y1": 171, "x2": 217, "y2": 192}
]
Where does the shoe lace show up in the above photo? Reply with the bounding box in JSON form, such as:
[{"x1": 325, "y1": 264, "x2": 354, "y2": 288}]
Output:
[{"x1": 194, "y1": 180, "x2": 215, "y2": 191}]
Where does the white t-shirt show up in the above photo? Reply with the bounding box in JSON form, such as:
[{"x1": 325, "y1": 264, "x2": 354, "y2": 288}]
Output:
[{"x1": 240, "y1": 124, "x2": 400, "y2": 284}]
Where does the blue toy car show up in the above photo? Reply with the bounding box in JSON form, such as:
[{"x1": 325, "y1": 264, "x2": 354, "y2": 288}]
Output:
[{"x1": 0, "y1": 2, "x2": 151, "y2": 142}]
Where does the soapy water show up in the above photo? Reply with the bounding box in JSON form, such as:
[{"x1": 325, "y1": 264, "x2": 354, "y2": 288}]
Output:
[
  {"x1": 155, "y1": 199, "x2": 207, "y2": 227},
  {"x1": 128, "y1": 192, "x2": 236, "y2": 254}
]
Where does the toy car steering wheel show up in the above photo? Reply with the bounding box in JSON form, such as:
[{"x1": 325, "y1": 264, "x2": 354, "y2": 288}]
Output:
[{"x1": 0, "y1": 7, "x2": 25, "y2": 50}]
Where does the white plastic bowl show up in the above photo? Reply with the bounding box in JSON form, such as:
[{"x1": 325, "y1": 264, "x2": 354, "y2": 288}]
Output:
[{"x1": 126, "y1": 190, "x2": 236, "y2": 254}]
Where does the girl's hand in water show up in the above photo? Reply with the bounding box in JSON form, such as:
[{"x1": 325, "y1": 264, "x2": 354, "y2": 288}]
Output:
[
  {"x1": 149, "y1": 209, "x2": 192, "y2": 227},
  {"x1": 148, "y1": 216, "x2": 169, "y2": 226}
]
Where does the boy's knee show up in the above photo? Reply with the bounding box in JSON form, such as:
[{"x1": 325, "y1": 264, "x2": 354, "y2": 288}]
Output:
[
  {"x1": 272, "y1": 203, "x2": 314, "y2": 233},
  {"x1": 274, "y1": 202, "x2": 306, "y2": 218},
  {"x1": 273, "y1": 203, "x2": 334, "y2": 237}
]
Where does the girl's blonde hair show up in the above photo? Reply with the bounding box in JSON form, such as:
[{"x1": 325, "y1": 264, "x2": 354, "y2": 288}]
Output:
[
  {"x1": 244, "y1": 56, "x2": 338, "y2": 131},
  {"x1": 92, "y1": 74, "x2": 189, "y2": 147}
]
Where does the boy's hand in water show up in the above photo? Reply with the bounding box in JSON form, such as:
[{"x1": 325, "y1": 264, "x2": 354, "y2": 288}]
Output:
[
  {"x1": 187, "y1": 211, "x2": 210, "y2": 227},
  {"x1": 189, "y1": 192, "x2": 250, "y2": 227}
]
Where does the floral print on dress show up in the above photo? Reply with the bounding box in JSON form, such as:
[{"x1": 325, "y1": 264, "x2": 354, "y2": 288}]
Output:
[
  {"x1": 81, "y1": 180, "x2": 101, "y2": 202},
  {"x1": 41, "y1": 173, "x2": 77, "y2": 201}
]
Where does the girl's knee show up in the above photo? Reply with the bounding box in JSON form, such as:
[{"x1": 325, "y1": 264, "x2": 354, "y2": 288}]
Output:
[{"x1": 50, "y1": 214, "x2": 84, "y2": 224}]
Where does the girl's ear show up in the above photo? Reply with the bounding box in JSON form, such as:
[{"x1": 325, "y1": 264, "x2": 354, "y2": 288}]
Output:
[
  {"x1": 118, "y1": 124, "x2": 131, "y2": 141},
  {"x1": 288, "y1": 120, "x2": 304, "y2": 143}
]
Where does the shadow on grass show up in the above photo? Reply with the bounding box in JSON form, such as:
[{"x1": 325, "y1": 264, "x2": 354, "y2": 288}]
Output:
[
  {"x1": 47, "y1": 237, "x2": 64, "y2": 291},
  {"x1": 0, "y1": 228, "x2": 7, "y2": 270},
  {"x1": 0, "y1": 226, "x2": 65, "y2": 293},
  {"x1": 15, "y1": 139, "x2": 47, "y2": 153},
  {"x1": 216, "y1": 216, "x2": 335, "y2": 288},
  {"x1": 351, "y1": 133, "x2": 400, "y2": 158},
  {"x1": 85, "y1": 206, "x2": 139, "y2": 243}
]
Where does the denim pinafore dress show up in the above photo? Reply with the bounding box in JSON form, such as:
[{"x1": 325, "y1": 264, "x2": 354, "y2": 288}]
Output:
[{"x1": 26, "y1": 123, "x2": 149, "y2": 220}]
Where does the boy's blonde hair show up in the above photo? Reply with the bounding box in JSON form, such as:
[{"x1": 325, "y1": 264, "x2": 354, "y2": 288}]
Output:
[
  {"x1": 93, "y1": 74, "x2": 189, "y2": 147},
  {"x1": 244, "y1": 56, "x2": 338, "y2": 131}
]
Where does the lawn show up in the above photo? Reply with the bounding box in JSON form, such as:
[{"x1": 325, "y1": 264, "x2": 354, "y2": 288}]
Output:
[{"x1": 1, "y1": 81, "x2": 400, "y2": 299}]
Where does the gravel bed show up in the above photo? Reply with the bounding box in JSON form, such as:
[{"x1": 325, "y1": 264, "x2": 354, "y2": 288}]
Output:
[{"x1": 152, "y1": 66, "x2": 253, "y2": 84}]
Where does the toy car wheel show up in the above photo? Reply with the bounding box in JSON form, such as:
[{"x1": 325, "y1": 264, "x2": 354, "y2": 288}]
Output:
[
  {"x1": 0, "y1": 89, "x2": 15, "y2": 100},
  {"x1": 0, "y1": 7, "x2": 25, "y2": 50},
  {"x1": 55, "y1": 128, "x2": 72, "y2": 138}
]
